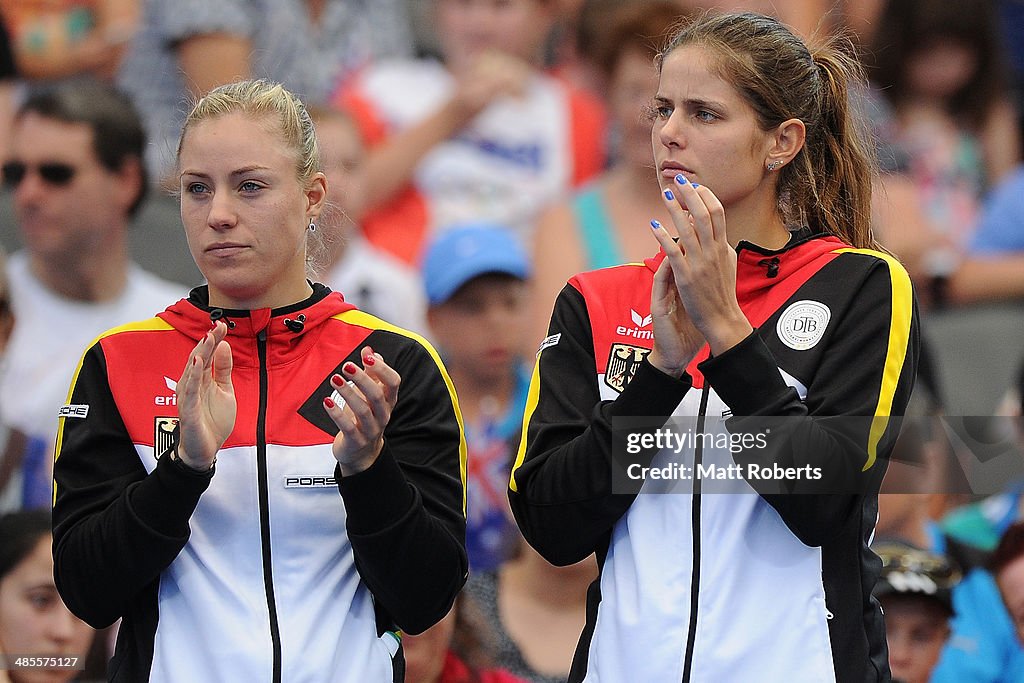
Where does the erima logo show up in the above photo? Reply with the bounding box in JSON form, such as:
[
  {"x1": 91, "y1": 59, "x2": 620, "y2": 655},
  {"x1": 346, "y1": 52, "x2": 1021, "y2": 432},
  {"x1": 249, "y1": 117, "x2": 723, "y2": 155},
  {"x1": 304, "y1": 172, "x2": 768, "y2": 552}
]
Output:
[
  {"x1": 631, "y1": 309, "x2": 653, "y2": 327},
  {"x1": 616, "y1": 309, "x2": 654, "y2": 340},
  {"x1": 284, "y1": 475, "x2": 337, "y2": 489},
  {"x1": 155, "y1": 376, "x2": 177, "y2": 406}
]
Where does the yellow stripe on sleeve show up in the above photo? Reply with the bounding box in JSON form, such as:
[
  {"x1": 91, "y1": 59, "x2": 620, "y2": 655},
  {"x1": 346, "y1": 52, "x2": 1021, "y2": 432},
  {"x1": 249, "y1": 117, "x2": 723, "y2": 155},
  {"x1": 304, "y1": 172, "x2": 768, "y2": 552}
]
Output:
[
  {"x1": 509, "y1": 355, "x2": 543, "y2": 494},
  {"x1": 834, "y1": 249, "x2": 915, "y2": 470},
  {"x1": 337, "y1": 309, "x2": 468, "y2": 514},
  {"x1": 53, "y1": 317, "x2": 175, "y2": 504}
]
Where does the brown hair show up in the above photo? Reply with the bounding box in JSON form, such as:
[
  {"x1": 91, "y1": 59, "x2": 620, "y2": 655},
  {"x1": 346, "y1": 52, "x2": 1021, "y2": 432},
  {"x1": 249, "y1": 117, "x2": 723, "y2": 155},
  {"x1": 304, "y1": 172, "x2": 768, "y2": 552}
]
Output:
[
  {"x1": 868, "y1": 0, "x2": 1010, "y2": 127},
  {"x1": 591, "y1": 1, "x2": 693, "y2": 78},
  {"x1": 658, "y1": 11, "x2": 878, "y2": 249}
]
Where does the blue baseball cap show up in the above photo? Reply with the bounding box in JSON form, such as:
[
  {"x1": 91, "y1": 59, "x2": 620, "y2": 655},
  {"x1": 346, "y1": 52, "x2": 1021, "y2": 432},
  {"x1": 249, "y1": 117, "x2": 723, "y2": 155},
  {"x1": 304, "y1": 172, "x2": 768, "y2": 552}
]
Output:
[{"x1": 421, "y1": 224, "x2": 532, "y2": 306}]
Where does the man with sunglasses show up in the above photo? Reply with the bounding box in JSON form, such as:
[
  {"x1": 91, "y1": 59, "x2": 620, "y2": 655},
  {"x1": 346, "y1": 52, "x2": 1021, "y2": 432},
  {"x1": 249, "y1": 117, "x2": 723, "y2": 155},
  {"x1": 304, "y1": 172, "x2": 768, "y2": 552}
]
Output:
[{"x1": 0, "y1": 79, "x2": 181, "y2": 509}]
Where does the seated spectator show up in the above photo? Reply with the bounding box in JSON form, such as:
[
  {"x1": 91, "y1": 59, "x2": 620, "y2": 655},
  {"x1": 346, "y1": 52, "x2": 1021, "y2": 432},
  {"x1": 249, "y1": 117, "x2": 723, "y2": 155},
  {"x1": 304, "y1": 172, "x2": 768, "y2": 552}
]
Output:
[
  {"x1": 337, "y1": 0, "x2": 606, "y2": 264},
  {"x1": 945, "y1": 164, "x2": 1024, "y2": 304},
  {"x1": 0, "y1": 249, "x2": 32, "y2": 514},
  {"x1": 310, "y1": 106, "x2": 428, "y2": 334},
  {"x1": 422, "y1": 224, "x2": 532, "y2": 571},
  {"x1": 872, "y1": 541, "x2": 962, "y2": 683},
  {"x1": 0, "y1": 509, "x2": 97, "y2": 682},
  {"x1": 932, "y1": 521, "x2": 1024, "y2": 682},
  {"x1": 463, "y1": 540, "x2": 596, "y2": 683},
  {"x1": 0, "y1": 79, "x2": 182, "y2": 509},
  {"x1": 865, "y1": 0, "x2": 1021, "y2": 308},
  {"x1": 118, "y1": 0, "x2": 415, "y2": 188},
  {"x1": 403, "y1": 596, "x2": 529, "y2": 683}
]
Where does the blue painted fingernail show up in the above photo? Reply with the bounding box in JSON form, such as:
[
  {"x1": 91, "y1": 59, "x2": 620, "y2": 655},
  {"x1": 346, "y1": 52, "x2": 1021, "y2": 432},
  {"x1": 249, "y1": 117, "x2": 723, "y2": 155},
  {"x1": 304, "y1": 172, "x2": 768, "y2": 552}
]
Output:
[
  {"x1": 691, "y1": 183, "x2": 700, "y2": 188},
  {"x1": 675, "y1": 173, "x2": 687, "y2": 185},
  {"x1": 663, "y1": 189, "x2": 674, "y2": 200},
  {"x1": 650, "y1": 219, "x2": 662, "y2": 230}
]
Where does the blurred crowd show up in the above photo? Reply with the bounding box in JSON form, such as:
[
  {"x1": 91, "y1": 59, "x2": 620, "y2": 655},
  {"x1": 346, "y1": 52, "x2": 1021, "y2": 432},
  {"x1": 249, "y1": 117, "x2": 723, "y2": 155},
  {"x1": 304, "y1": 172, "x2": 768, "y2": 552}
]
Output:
[{"x1": 0, "y1": 1, "x2": 1023, "y2": 682}]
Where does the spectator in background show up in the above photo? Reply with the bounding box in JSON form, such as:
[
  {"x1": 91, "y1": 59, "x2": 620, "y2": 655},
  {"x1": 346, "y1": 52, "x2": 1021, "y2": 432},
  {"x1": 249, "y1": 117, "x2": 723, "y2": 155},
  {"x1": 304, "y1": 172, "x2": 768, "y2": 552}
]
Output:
[
  {"x1": 310, "y1": 106, "x2": 428, "y2": 334},
  {"x1": 942, "y1": 164, "x2": 1024, "y2": 304},
  {"x1": 402, "y1": 596, "x2": 530, "y2": 683},
  {"x1": 422, "y1": 224, "x2": 532, "y2": 572},
  {"x1": 337, "y1": 0, "x2": 606, "y2": 265},
  {"x1": 0, "y1": 510, "x2": 97, "y2": 683},
  {"x1": 866, "y1": 0, "x2": 1022, "y2": 308},
  {"x1": 118, "y1": 0, "x2": 415, "y2": 188},
  {"x1": 543, "y1": 0, "x2": 690, "y2": 97},
  {"x1": 529, "y1": 0, "x2": 688, "y2": 352},
  {"x1": 0, "y1": 250, "x2": 31, "y2": 514},
  {"x1": 0, "y1": 79, "x2": 182, "y2": 510},
  {"x1": 463, "y1": 541, "x2": 596, "y2": 683},
  {"x1": 871, "y1": 541, "x2": 962, "y2": 683},
  {"x1": 0, "y1": 0, "x2": 138, "y2": 83},
  {"x1": 932, "y1": 521, "x2": 1024, "y2": 682}
]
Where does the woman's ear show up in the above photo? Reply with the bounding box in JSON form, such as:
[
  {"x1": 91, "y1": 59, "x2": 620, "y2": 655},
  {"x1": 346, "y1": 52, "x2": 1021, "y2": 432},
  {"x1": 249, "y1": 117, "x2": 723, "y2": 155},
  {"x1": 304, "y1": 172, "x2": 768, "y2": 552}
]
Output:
[
  {"x1": 765, "y1": 118, "x2": 806, "y2": 170},
  {"x1": 305, "y1": 171, "x2": 328, "y2": 219}
]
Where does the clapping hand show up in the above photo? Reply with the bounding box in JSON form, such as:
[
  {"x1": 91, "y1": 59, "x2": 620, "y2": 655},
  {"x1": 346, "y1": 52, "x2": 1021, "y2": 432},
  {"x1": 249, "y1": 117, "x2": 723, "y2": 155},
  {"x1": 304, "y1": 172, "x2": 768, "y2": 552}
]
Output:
[
  {"x1": 323, "y1": 346, "x2": 401, "y2": 476},
  {"x1": 176, "y1": 320, "x2": 236, "y2": 471},
  {"x1": 650, "y1": 174, "x2": 752, "y2": 358}
]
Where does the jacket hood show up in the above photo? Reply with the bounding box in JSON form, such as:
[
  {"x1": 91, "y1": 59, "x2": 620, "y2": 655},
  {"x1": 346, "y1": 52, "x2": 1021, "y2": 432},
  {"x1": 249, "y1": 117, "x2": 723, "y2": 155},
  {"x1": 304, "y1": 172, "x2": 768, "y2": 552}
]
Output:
[{"x1": 156, "y1": 283, "x2": 356, "y2": 366}]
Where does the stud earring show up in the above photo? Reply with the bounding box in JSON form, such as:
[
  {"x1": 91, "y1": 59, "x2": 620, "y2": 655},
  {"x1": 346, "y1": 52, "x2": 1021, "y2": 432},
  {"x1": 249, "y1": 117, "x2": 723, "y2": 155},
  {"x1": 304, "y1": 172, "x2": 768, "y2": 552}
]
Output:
[{"x1": 766, "y1": 161, "x2": 781, "y2": 172}]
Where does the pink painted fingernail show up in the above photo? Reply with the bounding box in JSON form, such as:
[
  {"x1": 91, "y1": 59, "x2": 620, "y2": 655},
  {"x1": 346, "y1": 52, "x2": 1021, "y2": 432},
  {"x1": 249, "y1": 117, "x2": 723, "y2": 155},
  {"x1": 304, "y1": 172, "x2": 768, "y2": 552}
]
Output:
[{"x1": 324, "y1": 396, "x2": 335, "y2": 409}]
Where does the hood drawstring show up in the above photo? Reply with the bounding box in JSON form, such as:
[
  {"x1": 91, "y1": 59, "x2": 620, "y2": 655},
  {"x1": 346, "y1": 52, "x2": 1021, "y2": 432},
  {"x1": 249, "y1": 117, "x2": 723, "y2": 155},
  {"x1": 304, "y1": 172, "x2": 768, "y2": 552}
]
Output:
[
  {"x1": 283, "y1": 314, "x2": 306, "y2": 333},
  {"x1": 209, "y1": 308, "x2": 236, "y2": 329},
  {"x1": 758, "y1": 257, "x2": 780, "y2": 278},
  {"x1": 207, "y1": 308, "x2": 306, "y2": 333}
]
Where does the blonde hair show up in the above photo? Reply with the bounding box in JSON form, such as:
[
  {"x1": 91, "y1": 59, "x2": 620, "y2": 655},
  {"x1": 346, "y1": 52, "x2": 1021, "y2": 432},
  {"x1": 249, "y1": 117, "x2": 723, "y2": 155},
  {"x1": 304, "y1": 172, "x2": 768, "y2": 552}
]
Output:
[{"x1": 177, "y1": 79, "x2": 320, "y2": 185}]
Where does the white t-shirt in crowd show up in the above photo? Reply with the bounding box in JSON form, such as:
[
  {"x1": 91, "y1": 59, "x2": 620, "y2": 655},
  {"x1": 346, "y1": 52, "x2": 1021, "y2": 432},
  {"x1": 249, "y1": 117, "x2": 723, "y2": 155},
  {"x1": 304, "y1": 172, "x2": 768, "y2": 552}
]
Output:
[
  {"x1": 322, "y1": 237, "x2": 428, "y2": 336},
  {"x1": 0, "y1": 251, "x2": 184, "y2": 446}
]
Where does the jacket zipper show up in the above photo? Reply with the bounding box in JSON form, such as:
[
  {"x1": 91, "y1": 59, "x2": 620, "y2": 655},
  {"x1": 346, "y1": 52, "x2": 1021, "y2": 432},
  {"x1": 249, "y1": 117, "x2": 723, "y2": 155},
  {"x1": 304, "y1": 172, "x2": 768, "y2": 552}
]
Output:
[
  {"x1": 256, "y1": 329, "x2": 283, "y2": 683},
  {"x1": 681, "y1": 384, "x2": 710, "y2": 683}
]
